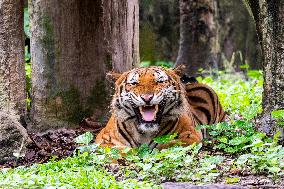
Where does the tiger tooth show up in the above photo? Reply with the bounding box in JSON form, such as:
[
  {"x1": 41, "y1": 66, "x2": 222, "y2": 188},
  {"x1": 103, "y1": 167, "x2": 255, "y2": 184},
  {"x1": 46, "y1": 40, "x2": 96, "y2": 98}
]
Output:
[
  {"x1": 155, "y1": 104, "x2": 158, "y2": 111},
  {"x1": 154, "y1": 104, "x2": 159, "y2": 119}
]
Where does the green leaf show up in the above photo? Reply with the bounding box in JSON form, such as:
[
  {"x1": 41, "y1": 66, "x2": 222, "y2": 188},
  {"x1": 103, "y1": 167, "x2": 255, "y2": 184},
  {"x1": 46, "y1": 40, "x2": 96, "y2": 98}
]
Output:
[
  {"x1": 225, "y1": 177, "x2": 240, "y2": 184},
  {"x1": 247, "y1": 70, "x2": 262, "y2": 80},
  {"x1": 240, "y1": 64, "x2": 249, "y2": 69},
  {"x1": 75, "y1": 132, "x2": 94, "y2": 145},
  {"x1": 155, "y1": 61, "x2": 174, "y2": 68},
  {"x1": 229, "y1": 136, "x2": 248, "y2": 145},
  {"x1": 236, "y1": 154, "x2": 253, "y2": 165},
  {"x1": 273, "y1": 131, "x2": 281, "y2": 144},
  {"x1": 137, "y1": 144, "x2": 151, "y2": 158},
  {"x1": 140, "y1": 61, "x2": 151, "y2": 67},
  {"x1": 218, "y1": 136, "x2": 228, "y2": 144},
  {"x1": 271, "y1": 109, "x2": 284, "y2": 119},
  {"x1": 153, "y1": 133, "x2": 178, "y2": 144}
]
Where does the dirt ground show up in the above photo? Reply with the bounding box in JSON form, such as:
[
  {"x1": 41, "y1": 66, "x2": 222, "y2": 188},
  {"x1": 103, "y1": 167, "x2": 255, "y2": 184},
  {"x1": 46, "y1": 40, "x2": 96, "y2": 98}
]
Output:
[{"x1": 0, "y1": 118, "x2": 103, "y2": 168}]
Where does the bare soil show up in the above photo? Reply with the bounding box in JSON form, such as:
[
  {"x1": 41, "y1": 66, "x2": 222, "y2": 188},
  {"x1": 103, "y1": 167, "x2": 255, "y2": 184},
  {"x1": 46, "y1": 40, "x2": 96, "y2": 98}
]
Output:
[{"x1": 0, "y1": 118, "x2": 103, "y2": 168}]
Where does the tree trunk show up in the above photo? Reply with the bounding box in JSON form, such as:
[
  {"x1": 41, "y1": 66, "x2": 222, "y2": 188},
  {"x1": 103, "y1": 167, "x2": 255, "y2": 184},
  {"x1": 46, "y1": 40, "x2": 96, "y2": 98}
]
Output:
[
  {"x1": 175, "y1": 0, "x2": 220, "y2": 76},
  {"x1": 0, "y1": 0, "x2": 26, "y2": 122},
  {"x1": 246, "y1": 0, "x2": 284, "y2": 134},
  {"x1": 29, "y1": 0, "x2": 139, "y2": 131}
]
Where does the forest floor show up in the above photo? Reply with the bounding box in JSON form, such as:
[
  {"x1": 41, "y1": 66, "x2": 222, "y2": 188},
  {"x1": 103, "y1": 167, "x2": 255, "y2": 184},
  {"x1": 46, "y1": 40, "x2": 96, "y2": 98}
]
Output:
[
  {"x1": 1, "y1": 71, "x2": 284, "y2": 188},
  {"x1": 1, "y1": 123, "x2": 283, "y2": 188},
  {"x1": 0, "y1": 118, "x2": 103, "y2": 168}
]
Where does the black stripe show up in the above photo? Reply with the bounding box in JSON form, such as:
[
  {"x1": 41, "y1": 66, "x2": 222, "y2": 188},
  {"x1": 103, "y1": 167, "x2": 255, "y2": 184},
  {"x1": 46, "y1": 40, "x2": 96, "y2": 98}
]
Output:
[
  {"x1": 116, "y1": 122, "x2": 136, "y2": 148},
  {"x1": 117, "y1": 124, "x2": 133, "y2": 147},
  {"x1": 122, "y1": 122, "x2": 139, "y2": 147},
  {"x1": 164, "y1": 103, "x2": 176, "y2": 114},
  {"x1": 160, "y1": 120, "x2": 176, "y2": 136},
  {"x1": 124, "y1": 109, "x2": 133, "y2": 116},
  {"x1": 121, "y1": 104, "x2": 134, "y2": 116},
  {"x1": 187, "y1": 95, "x2": 208, "y2": 104},
  {"x1": 219, "y1": 109, "x2": 226, "y2": 121},
  {"x1": 124, "y1": 115, "x2": 136, "y2": 122},
  {"x1": 187, "y1": 86, "x2": 216, "y2": 123},
  {"x1": 220, "y1": 113, "x2": 226, "y2": 122},
  {"x1": 196, "y1": 106, "x2": 211, "y2": 124},
  {"x1": 119, "y1": 85, "x2": 123, "y2": 92},
  {"x1": 164, "y1": 95, "x2": 180, "y2": 114},
  {"x1": 193, "y1": 114, "x2": 203, "y2": 125},
  {"x1": 116, "y1": 99, "x2": 122, "y2": 109}
]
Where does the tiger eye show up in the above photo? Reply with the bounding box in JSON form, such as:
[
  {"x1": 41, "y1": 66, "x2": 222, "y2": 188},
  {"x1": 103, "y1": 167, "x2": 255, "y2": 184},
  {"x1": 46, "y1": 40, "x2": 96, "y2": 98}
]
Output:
[{"x1": 127, "y1": 82, "x2": 138, "y2": 87}]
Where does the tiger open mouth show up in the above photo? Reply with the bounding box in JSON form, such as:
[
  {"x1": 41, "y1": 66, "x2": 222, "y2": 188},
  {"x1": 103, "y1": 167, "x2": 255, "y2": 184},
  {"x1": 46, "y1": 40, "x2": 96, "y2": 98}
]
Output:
[
  {"x1": 139, "y1": 105, "x2": 159, "y2": 122},
  {"x1": 134, "y1": 104, "x2": 164, "y2": 124}
]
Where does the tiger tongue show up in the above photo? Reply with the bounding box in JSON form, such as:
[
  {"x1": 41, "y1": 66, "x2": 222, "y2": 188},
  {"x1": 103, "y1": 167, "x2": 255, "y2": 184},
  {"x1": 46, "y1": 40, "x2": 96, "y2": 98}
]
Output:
[{"x1": 140, "y1": 106, "x2": 156, "y2": 122}]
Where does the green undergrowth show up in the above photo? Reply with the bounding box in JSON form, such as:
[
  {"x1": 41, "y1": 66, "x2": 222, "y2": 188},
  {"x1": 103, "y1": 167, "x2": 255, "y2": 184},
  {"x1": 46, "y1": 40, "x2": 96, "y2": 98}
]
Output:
[
  {"x1": 1, "y1": 69, "x2": 284, "y2": 188},
  {"x1": 197, "y1": 70, "x2": 263, "y2": 120},
  {"x1": 0, "y1": 152, "x2": 157, "y2": 189}
]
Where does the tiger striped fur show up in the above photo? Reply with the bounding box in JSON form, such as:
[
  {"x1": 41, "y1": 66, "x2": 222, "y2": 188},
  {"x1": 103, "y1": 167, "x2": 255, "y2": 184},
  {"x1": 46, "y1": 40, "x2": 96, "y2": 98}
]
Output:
[{"x1": 95, "y1": 66, "x2": 225, "y2": 149}]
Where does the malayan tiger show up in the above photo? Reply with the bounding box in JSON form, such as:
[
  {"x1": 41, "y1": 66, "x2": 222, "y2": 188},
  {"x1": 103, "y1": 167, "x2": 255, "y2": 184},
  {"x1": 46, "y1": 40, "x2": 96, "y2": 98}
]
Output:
[{"x1": 95, "y1": 66, "x2": 225, "y2": 149}]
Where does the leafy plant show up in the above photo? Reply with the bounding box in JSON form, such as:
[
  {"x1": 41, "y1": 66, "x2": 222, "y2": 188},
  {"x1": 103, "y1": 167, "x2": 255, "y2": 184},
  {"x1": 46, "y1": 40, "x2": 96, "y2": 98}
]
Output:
[
  {"x1": 198, "y1": 70, "x2": 263, "y2": 120},
  {"x1": 75, "y1": 132, "x2": 94, "y2": 145},
  {"x1": 0, "y1": 152, "x2": 158, "y2": 189},
  {"x1": 271, "y1": 109, "x2": 284, "y2": 126},
  {"x1": 236, "y1": 140, "x2": 284, "y2": 176},
  {"x1": 199, "y1": 121, "x2": 269, "y2": 154},
  {"x1": 153, "y1": 133, "x2": 178, "y2": 144}
]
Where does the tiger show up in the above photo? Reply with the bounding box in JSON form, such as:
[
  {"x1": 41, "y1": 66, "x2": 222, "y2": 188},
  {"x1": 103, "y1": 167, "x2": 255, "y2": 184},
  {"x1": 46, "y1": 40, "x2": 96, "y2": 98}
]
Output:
[{"x1": 95, "y1": 66, "x2": 225, "y2": 149}]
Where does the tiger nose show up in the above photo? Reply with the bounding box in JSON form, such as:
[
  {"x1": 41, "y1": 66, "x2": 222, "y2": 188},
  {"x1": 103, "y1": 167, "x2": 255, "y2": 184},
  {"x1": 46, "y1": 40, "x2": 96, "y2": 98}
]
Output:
[{"x1": 141, "y1": 94, "x2": 154, "y2": 103}]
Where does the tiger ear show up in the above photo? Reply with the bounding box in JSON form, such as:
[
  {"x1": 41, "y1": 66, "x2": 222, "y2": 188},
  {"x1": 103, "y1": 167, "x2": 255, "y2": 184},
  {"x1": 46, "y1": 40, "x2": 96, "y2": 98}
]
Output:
[
  {"x1": 106, "y1": 71, "x2": 122, "y2": 83},
  {"x1": 173, "y1": 64, "x2": 186, "y2": 76}
]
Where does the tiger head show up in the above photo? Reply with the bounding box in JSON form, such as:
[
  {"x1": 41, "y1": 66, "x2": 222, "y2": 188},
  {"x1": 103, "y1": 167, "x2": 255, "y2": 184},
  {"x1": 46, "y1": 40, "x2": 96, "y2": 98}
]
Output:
[{"x1": 109, "y1": 66, "x2": 188, "y2": 134}]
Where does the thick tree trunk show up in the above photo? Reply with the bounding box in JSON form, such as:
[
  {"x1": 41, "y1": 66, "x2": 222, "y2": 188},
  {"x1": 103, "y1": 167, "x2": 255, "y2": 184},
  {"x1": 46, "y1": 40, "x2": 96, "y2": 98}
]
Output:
[
  {"x1": 0, "y1": 0, "x2": 26, "y2": 121},
  {"x1": 175, "y1": 0, "x2": 220, "y2": 76},
  {"x1": 246, "y1": 0, "x2": 284, "y2": 134},
  {"x1": 29, "y1": 0, "x2": 139, "y2": 131}
]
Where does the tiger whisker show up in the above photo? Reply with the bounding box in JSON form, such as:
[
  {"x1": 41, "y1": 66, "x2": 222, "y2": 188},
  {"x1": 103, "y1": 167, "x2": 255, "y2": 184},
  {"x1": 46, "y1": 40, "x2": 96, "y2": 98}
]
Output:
[{"x1": 171, "y1": 90, "x2": 182, "y2": 93}]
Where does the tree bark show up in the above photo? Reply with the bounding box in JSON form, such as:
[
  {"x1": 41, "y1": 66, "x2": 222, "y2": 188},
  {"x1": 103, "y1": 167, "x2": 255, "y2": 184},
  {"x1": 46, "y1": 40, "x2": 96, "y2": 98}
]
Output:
[
  {"x1": 0, "y1": 0, "x2": 26, "y2": 122},
  {"x1": 246, "y1": 0, "x2": 284, "y2": 134},
  {"x1": 175, "y1": 0, "x2": 220, "y2": 76},
  {"x1": 29, "y1": 0, "x2": 139, "y2": 131}
]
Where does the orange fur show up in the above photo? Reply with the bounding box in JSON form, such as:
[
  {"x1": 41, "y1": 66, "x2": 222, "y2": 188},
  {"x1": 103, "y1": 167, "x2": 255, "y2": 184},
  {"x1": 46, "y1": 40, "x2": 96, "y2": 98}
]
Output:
[{"x1": 95, "y1": 67, "x2": 225, "y2": 149}]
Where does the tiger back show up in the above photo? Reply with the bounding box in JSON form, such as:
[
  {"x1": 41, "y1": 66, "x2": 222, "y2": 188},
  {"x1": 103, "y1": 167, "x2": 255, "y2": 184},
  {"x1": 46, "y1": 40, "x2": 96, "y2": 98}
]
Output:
[
  {"x1": 185, "y1": 82, "x2": 226, "y2": 138},
  {"x1": 95, "y1": 66, "x2": 225, "y2": 149}
]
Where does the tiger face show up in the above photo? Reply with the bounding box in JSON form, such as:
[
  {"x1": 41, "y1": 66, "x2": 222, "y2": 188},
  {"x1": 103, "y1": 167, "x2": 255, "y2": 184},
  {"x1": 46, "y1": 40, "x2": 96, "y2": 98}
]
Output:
[{"x1": 110, "y1": 67, "x2": 186, "y2": 134}]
